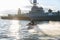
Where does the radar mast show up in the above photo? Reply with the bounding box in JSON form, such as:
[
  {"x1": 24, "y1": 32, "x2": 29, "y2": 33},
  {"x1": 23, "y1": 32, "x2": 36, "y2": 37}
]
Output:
[{"x1": 30, "y1": 0, "x2": 37, "y2": 6}]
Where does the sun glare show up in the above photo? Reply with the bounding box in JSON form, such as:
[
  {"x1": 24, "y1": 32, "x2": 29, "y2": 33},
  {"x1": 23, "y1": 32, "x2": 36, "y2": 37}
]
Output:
[
  {"x1": 0, "y1": 0, "x2": 30, "y2": 11},
  {"x1": 9, "y1": 20, "x2": 20, "y2": 39}
]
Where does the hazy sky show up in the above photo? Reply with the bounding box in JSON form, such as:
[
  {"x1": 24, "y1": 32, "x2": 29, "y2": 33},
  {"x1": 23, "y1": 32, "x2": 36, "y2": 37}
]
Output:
[
  {"x1": 0, "y1": 0, "x2": 60, "y2": 12},
  {"x1": 38, "y1": 0, "x2": 60, "y2": 10}
]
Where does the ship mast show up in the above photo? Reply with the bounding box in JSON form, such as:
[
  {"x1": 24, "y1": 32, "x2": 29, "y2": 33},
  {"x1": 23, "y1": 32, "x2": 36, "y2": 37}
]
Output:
[
  {"x1": 30, "y1": 0, "x2": 37, "y2": 6},
  {"x1": 33, "y1": 0, "x2": 37, "y2": 6}
]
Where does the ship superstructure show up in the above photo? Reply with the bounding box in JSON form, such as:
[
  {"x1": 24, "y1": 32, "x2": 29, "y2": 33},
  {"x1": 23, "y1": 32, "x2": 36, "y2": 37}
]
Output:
[{"x1": 27, "y1": 0, "x2": 60, "y2": 21}]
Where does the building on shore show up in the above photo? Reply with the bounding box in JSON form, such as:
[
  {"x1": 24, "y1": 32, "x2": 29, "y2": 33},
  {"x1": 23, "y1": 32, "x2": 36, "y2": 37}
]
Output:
[{"x1": 18, "y1": 8, "x2": 21, "y2": 15}]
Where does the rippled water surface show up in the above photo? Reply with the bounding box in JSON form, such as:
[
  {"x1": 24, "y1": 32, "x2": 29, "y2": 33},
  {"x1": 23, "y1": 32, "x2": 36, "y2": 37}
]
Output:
[{"x1": 0, "y1": 19, "x2": 60, "y2": 40}]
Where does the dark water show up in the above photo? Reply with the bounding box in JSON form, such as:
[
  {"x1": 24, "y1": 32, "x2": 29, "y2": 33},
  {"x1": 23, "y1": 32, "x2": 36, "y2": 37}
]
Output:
[{"x1": 0, "y1": 19, "x2": 60, "y2": 40}]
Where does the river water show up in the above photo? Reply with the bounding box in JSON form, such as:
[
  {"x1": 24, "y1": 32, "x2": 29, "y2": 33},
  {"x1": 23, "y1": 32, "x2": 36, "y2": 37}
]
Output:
[{"x1": 0, "y1": 19, "x2": 60, "y2": 40}]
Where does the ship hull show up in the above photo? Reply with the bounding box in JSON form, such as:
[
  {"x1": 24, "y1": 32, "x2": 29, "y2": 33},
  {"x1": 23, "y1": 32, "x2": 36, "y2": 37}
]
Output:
[
  {"x1": 31, "y1": 16, "x2": 60, "y2": 21},
  {"x1": 1, "y1": 15, "x2": 60, "y2": 21}
]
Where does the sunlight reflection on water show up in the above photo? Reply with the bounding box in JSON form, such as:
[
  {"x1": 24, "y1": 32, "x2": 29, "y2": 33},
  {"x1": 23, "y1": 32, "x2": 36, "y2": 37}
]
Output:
[{"x1": 0, "y1": 19, "x2": 60, "y2": 40}]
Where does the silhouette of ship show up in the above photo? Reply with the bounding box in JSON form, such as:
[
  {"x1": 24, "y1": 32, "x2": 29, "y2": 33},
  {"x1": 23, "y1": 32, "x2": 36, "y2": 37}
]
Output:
[{"x1": 1, "y1": 0, "x2": 60, "y2": 21}]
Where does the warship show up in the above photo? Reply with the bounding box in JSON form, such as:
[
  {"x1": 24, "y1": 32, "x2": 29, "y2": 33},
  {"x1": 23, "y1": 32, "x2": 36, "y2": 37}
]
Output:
[{"x1": 1, "y1": 0, "x2": 60, "y2": 21}]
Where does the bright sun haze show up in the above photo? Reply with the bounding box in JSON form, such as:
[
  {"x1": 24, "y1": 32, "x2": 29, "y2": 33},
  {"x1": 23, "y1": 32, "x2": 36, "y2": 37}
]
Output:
[
  {"x1": 0, "y1": 0, "x2": 60, "y2": 14},
  {"x1": 0, "y1": 0, "x2": 30, "y2": 11}
]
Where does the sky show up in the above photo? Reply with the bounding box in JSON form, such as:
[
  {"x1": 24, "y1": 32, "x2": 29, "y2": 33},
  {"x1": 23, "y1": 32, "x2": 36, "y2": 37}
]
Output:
[
  {"x1": 38, "y1": 0, "x2": 60, "y2": 10},
  {"x1": 0, "y1": 0, "x2": 60, "y2": 14}
]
